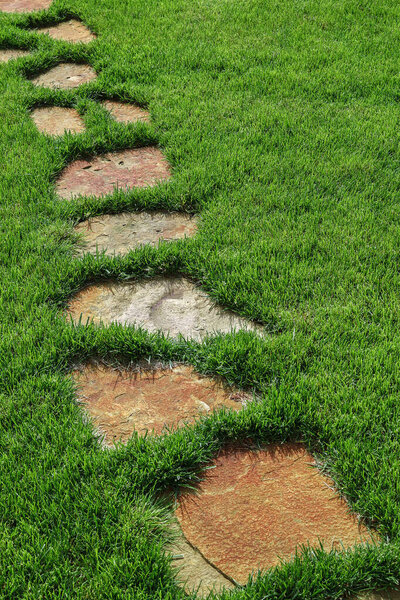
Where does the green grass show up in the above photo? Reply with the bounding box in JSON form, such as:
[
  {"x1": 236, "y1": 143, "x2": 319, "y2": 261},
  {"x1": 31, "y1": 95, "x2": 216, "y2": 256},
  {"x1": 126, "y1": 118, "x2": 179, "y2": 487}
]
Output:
[{"x1": 1, "y1": 0, "x2": 400, "y2": 597}]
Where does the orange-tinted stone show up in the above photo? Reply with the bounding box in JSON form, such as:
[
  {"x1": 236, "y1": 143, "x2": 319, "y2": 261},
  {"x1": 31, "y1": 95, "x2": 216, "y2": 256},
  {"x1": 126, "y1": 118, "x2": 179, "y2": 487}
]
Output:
[
  {"x1": 102, "y1": 100, "x2": 150, "y2": 124},
  {"x1": 0, "y1": 49, "x2": 29, "y2": 62},
  {"x1": 0, "y1": 0, "x2": 51, "y2": 12},
  {"x1": 36, "y1": 19, "x2": 95, "y2": 43},
  {"x1": 176, "y1": 444, "x2": 375, "y2": 585},
  {"x1": 31, "y1": 63, "x2": 97, "y2": 89},
  {"x1": 72, "y1": 363, "x2": 250, "y2": 443},
  {"x1": 56, "y1": 148, "x2": 171, "y2": 200},
  {"x1": 31, "y1": 107, "x2": 85, "y2": 136}
]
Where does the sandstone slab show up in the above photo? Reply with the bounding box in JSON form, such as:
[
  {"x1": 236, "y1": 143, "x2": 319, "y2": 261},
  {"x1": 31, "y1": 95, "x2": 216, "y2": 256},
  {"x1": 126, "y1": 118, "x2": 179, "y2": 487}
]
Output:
[
  {"x1": 31, "y1": 62, "x2": 97, "y2": 89},
  {"x1": 36, "y1": 19, "x2": 95, "y2": 43},
  {"x1": 0, "y1": 0, "x2": 51, "y2": 11},
  {"x1": 74, "y1": 212, "x2": 197, "y2": 255},
  {"x1": 103, "y1": 100, "x2": 150, "y2": 124},
  {"x1": 72, "y1": 363, "x2": 249, "y2": 443},
  {"x1": 0, "y1": 49, "x2": 29, "y2": 62},
  {"x1": 32, "y1": 107, "x2": 85, "y2": 136},
  {"x1": 176, "y1": 444, "x2": 374, "y2": 585},
  {"x1": 56, "y1": 148, "x2": 171, "y2": 200},
  {"x1": 67, "y1": 276, "x2": 263, "y2": 340}
]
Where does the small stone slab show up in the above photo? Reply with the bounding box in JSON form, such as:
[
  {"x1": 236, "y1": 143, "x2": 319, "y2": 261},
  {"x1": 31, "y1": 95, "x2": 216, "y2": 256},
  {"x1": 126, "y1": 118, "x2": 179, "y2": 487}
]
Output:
[
  {"x1": 102, "y1": 100, "x2": 150, "y2": 124},
  {"x1": 72, "y1": 363, "x2": 250, "y2": 443},
  {"x1": 31, "y1": 63, "x2": 97, "y2": 90},
  {"x1": 357, "y1": 593, "x2": 400, "y2": 600},
  {"x1": 74, "y1": 212, "x2": 197, "y2": 255},
  {"x1": 67, "y1": 276, "x2": 263, "y2": 340},
  {"x1": 0, "y1": 0, "x2": 51, "y2": 12},
  {"x1": 31, "y1": 107, "x2": 85, "y2": 136},
  {"x1": 56, "y1": 148, "x2": 171, "y2": 200},
  {"x1": 0, "y1": 49, "x2": 30, "y2": 62},
  {"x1": 36, "y1": 20, "x2": 95, "y2": 43},
  {"x1": 176, "y1": 444, "x2": 374, "y2": 585}
]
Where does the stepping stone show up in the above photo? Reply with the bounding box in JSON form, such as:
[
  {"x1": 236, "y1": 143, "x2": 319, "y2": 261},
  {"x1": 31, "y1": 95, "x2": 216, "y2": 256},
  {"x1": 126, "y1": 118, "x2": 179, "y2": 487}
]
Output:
[
  {"x1": 74, "y1": 212, "x2": 197, "y2": 255},
  {"x1": 56, "y1": 148, "x2": 171, "y2": 200},
  {"x1": 0, "y1": 0, "x2": 51, "y2": 12},
  {"x1": 67, "y1": 276, "x2": 263, "y2": 340},
  {"x1": 102, "y1": 100, "x2": 150, "y2": 124},
  {"x1": 0, "y1": 49, "x2": 30, "y2": 62},
  {"x1": 175, "y1": 443, "x2": 375, "y2": 587},
  {"x1": 72, "y1": 363, "x2": 250, "y2": 443},
  {"x1": 357, "y1": 593, "x2": 400, "y2": 600},
  {"x1": 31, "y1": 107, "x2": 85, "y2": 136},
  {"x1": 36, "y1": 20, "x2": 95, "y2": 43},
  {"x1": 31, "y1": 62, "x2": 97, "y2": 90}
]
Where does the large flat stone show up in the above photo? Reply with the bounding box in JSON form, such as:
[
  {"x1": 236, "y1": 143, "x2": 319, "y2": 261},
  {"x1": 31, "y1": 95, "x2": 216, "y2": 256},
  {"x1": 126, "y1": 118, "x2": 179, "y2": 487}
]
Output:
[
  {"x1": 36, "y1": 19, "x2": 95, "y2": 43},
  {"x1": 0, "y1": 0, "x2": 51, "y2": 12},
  {"x1": 31, "y1": 63, "x2": 97, "y2": 89},
  {"x1": 67, "y1": 276, "x2": 263, "y2": 340},
  {"x1": 0, "y1": 49, "x2": 30, "y2": 62},
  {"x1": 103, "y1": 100, "x2": 150, "y2": 124},
  {"x1": 74, "y1": 212, "x2": 197, "y2": 255},
  {"x1": 72, "y1": 363, "x2": 249, "y2": 443},
  {"x1": 56, "y1": 148, "x2": 171, "y2": 200},
  {"x1": 176, "y1": 444, "x2": 374, "y2": 585},
  {"x1": 32, "y1": 107, "x2": 85, "y2": 136}
]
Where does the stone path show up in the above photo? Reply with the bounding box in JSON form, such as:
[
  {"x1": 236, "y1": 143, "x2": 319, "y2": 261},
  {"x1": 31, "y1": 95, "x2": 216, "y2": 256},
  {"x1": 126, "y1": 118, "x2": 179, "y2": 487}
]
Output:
[
  {"x1": 0, "y1": 49, "x2": 29, "y2": 62},
  {"x1": 102, "y1": 100, "x2": 150, "y2": 123},
  {"x1": 31, "y1": 63, "x2": 97, "y2": 89},
  {"x1": 36, "y1": 20, "x2": 95, "y2": 43},
  {"x1": 0, "y1": 0, "x2": 51, "y2": 11},
  {"x1": 32, "y1": 107, "x2": 85, "y2": 136}
]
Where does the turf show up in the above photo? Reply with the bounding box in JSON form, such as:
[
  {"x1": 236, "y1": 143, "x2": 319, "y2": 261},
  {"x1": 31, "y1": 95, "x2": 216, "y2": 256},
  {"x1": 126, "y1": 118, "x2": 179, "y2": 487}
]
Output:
[{"x1": 1, "y1": 0, "x2": 400, "y2": 597}]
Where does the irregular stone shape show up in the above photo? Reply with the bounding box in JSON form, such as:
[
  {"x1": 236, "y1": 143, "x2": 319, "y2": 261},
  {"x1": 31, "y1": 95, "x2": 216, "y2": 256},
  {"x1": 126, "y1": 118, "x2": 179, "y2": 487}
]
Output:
[
  {"x1": 56, "y1": 148, "x2": 171, "y2": 200},
  {"x1": 31, "y1": 107, "x2": 85, "y2": 136},
  {"x1": 0, "y1": 0, "x2": 51, "y2": 12},
  {"x1": 36, "y1": 19, "x2": 95, "y2": 43},
  {"x1": 67, "y1": 276, "x2": 263, "y2": 340},
  {"x1": 72, "y1": 363, "x2": 250, "y2": 443},
  {"x1": 74, "y1": 212, "x2": 197, "y2": 255},
  {"x1": 102, "y1": 100, "x2": 150, "y2": 124},
  {"x1": 176, "y1": 444, "x2": 375, "y2": 585},
  {"x1": 0, "y1": 49, "x2": 29, "y2": 62},
  {"x1": 357, "y1": 592, "x2": 400, "y2": 600},
  {"x1": 31, "y1": 63, "x2": 97, "y2": 90}
]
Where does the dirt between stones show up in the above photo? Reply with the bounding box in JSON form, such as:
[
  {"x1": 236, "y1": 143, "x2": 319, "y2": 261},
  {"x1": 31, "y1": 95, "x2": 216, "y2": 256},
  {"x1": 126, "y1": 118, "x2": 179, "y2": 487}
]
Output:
[
  {"x1": 31, "y1": 63, "x2": 97, "y2": 89},
  {"x1": 32, "y1": 107, "x2": 85, "y2": 136},
  {"x1": 72, "y1": 362, "x2": 250, "y2": 443},
  {"x1": 74, "y1": 212, "x2": 197, "y2": 255},
  {"x1": 56, "y1": 148, "x2": 171, "y2": 200},
  {"x1": 102, "y1": 100, "x2": 150, "y2": 124},
  {"x1": 0, "y1": 49, "x2": 29, "y2": 62},
  {"x1": 36, "y1": 19, "x2": 95, "y2": 43},
  {"x1": 67, "y1": 276, "x2": 263, "y2": 340},
  {"x1": 175, "y1": 443, "x2": 376, "y2": 586},
  {"x1": 0, "y1": 0, "x2": 51, "y2": 11}
]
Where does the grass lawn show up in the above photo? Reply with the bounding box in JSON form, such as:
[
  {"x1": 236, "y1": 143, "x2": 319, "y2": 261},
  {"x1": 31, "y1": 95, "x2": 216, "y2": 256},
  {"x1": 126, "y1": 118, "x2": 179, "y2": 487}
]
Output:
[{"x1": 1, "y1": 0, "x2": 400, "y2": 597}]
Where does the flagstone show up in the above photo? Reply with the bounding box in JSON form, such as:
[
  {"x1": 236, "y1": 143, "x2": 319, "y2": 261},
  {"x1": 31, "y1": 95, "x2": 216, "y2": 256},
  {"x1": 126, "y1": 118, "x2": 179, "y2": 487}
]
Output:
[
  {"x1": 36, "y1": 19, "x2": 95, "y2": 43},
  {"x1": 31, "y1": 107, "x2": 85, "y2": 136},
  {"x1": 31, "y1": 62, "x2": 97, "y2": 89},
  {"x1": 103, "y1": 100, "x2": 150, "y2": 124},
  {"x1": 0, "y1": 0, "x2": 51, "y2": 12},
  {"x1": 0, "y1": 49, "x2": 29, "y2": 62}
]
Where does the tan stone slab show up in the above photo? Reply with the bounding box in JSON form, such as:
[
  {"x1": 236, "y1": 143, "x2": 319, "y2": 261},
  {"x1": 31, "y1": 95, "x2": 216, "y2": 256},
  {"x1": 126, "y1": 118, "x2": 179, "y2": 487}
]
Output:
[
  {"x1": 31, "y1": 107, "x2": 85, "y2": 136},
  {"x1": 0, "y1": 49, "x2": 30, "y2": 62},
  {"x1": 0, "y1": 0, "x2": 51, "y2": 12},
  {"x1": 176, "y1": 444, "x2": 375, "y2": 585},
  {"x1": 72, "y1": 363, "x2": 249, "y2": 443},
  {"x1": 56, "y1": 148, "x2": 171, "y2": 199},
  {"x1": 31, "y1": 63, "x2": 97, "y2": 89},
  {"x1": 67, "y1": 276, "x2": 263, "y2": 341},
  {"x1": 74, "y1": 212, "x2": 197, "y2": 255},
  {"x1": 356, "y1": 592, "x2": 400, "y2": 600},
  {"x1": 36, "y1": 20, "x2": 95, "y2": 43},
  {"x1": 102, "y1": 100, "x2": 150, "y2": 124}
]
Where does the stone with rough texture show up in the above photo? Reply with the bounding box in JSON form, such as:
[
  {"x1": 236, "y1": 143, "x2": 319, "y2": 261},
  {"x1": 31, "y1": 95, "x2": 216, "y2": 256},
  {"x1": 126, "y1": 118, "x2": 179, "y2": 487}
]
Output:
[
  {"x1": 72, "y1": 363, "x2": 250, "y2": 443},
  {"x1": 32, "y1": 107, "x2": 85, "y2": 136},
  {"x1": 36, "y1": 19, "x2": 95, "y2": 43},
  {"x1": 67, "y1": 276, "x2": 263, "y2": 340},
  {"x1": 56, "y1": 148, "x2": 171, "y2": 200},
  {"x1": 74, "y1": 212, "x2": 197, "y2": 255},
  {"x1": 176, "y1": 444, "x2": 374, "y2": 585},
  {"x1": 0, "y1": 49, "x2": 29, "y2": 62},
  {"x1": 31, "y1": 63, "x2": 97, "y2": 89},
  {"x1": 103, "y1": 100, "x2": 150, "y2": 124},
  {"x1": 0, "y1": 0, "x2": 51, "y2": 11},
  {"x1": 357, "y1": 593, "x2": 400, "y2": 600}
]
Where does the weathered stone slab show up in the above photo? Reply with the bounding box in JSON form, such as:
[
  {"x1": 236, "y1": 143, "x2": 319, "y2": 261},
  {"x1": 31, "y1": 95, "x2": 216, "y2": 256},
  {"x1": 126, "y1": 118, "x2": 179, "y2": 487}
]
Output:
[
  {"x1": 357, "y1": 592, "x2": 400, "y2": 600},
  {"x1": 176, "y1": 444, "x2": 374, "y2": 585},
  {"x1": 74, "y1": 212, "x2": 197, "y2": 255},
  {"x1": 56, "y1": 148, "x2": 171, "y2": 200},
  {"x1": 31, "y1": 107, "x2": 85, "y2": 136},
  {"x1": 31, "y1": 63, "x2": 97, "y2": 89},
  {"x1": 36, "y1": 19, "x2": 95, "y2": 43},
  {"x1": 103, "y1": 100, "x2": 150, "y2": 124},
  {"x1": 0, "y1": 49, "x2": 29, "y2": 62},
  {"x1": 67, "y1": 276, "x2": 263, "y2": 340},
  {"x1": 0, "y1": 0, "x2": 51, "y2": 12},
  {"x1": 72, "y1": 363, "x2": 249, "y2": 443}
]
